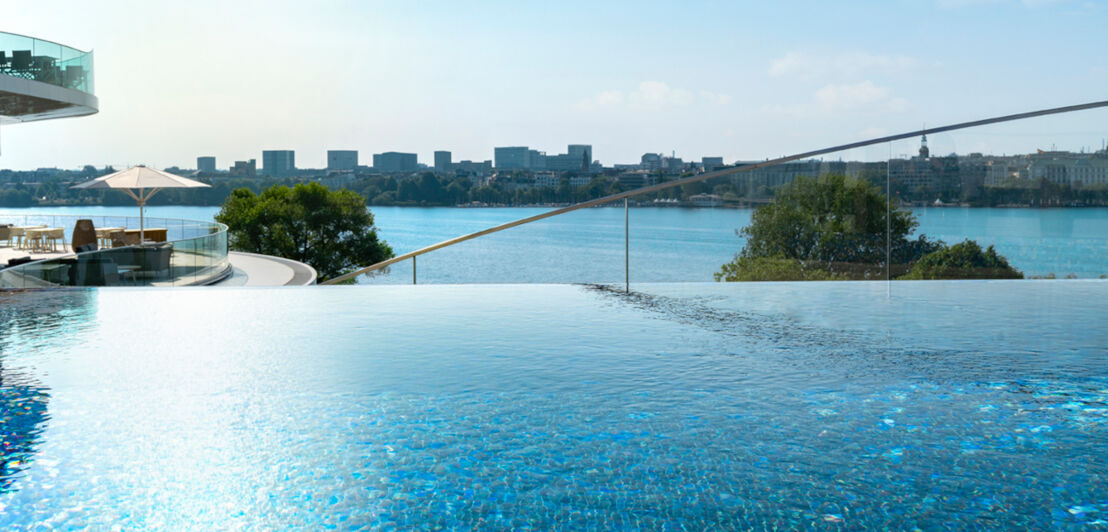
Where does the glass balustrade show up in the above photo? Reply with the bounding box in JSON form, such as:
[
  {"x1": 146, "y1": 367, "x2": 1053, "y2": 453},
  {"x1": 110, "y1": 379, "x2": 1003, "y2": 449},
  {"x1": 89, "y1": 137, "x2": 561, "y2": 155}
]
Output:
[
  {"x1": 0, "y1": 31, "x2": 94, "y2": 94},
  {"x1": 0, "y1": 214, "x2": 228, "y2": 288},
  {"x1": 346, "y1": 104, "x2": 1108, "y2": 288}
]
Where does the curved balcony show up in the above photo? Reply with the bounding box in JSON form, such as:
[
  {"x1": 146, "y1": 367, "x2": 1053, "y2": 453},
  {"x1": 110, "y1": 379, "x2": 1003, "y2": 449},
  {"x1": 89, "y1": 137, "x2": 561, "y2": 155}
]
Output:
[
  {"x1": 0, "y1": 214, "x2": 229, "y2": 288},
  {"x1": 0, "y1": 31, "x2": 97, "y2": 123}
]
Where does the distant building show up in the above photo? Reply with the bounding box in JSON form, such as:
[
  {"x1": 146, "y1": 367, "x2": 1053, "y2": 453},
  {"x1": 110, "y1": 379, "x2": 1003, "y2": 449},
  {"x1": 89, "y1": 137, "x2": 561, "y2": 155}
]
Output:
[
  {"x1": 617, "y1": 172, "x2": 654, "y2": 190},
  {"x1": 528, "y1": 149, "x2": 547, "y2": 170},
  {"x1": 230, "y1": 159, "x2": 257, "y2": 177},
  {"x1": 455, "y1": 160, "x2": 493, "y2": 177},
  {"x1": 567, "y1": 144, "x2": 593, "y2": 169},
  {"x1": 262, "y1": 150, "x2": 295, "y2": 176},
  {"x1": 327, "y1": 150, "x2": 358, "y2": 171},
  {"x1": 663, "y1": 156, "x2": 685, "y2": 172},
  {"x1": 495, "y1": 144, "x2": 594, "y2": 172},
  {"x1": 641, "y1": 153, "x2": 662, "y2": 171},
  {"x1": 495, "y1": 147, "x2": 532, "y2": 169},
  {"x1": 197, "y1": 156, "x2": 216, "y2": 173},
  {"x1": 985, "y1": 156, "x2": 1030, "y2": 185},
  {"x1": 702, "y1": 157, "x2": 724, "y2": 170},
  {"x1": 568, "y1": 175, "x2": 591, "y2": 187},
  {"x1": 434, "y1": 150, "x2": 452, "y2": 172},
  {"x1": 373, "y1": 152, "x2": 418, "y2": 173},
  {"x1": 1029, "y1": 150, "x2": 1108, "y2": 188},
  {"x1": 534, "y1": 171, "x2": 559, "y2": 188}
]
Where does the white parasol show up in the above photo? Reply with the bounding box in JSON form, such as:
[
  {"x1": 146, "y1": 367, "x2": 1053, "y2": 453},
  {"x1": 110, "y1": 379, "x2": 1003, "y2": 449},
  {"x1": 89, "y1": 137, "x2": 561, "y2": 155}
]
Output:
[{"x1": 71, "y1": 165, "x2": 210, "y2": 242}]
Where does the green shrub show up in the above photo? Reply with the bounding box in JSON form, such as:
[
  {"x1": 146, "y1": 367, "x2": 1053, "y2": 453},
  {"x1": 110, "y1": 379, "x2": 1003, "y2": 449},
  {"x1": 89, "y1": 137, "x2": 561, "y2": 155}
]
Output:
[
  {"x1": 901, "y1": 240, "x2": 1023, "y2": 280},
  {"x1": 714, "y1": 256, "x2": 847, "y2": 282}
]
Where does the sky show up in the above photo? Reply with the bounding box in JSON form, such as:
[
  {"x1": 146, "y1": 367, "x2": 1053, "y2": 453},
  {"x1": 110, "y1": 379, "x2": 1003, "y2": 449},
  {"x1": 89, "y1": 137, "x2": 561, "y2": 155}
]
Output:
[{"x1": 1, "y1": 0, "x2": 1107, "y2": 170}]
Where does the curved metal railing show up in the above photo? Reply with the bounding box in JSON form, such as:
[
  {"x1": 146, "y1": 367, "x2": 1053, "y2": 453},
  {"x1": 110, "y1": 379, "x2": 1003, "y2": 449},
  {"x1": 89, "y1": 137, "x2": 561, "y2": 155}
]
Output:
[
  {"x1": 324, "y1": 99, "x2": 1108, "y2": 285},
  {"x1": 0, "y1": 214, "x2": 229, "y2": 288}
]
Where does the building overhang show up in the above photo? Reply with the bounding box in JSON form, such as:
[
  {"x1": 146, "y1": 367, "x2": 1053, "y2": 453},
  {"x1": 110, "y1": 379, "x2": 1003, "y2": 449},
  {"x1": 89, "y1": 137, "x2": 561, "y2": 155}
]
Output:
[{"x1": 0, "y1": 73, "x2": 98, "y2": 124}]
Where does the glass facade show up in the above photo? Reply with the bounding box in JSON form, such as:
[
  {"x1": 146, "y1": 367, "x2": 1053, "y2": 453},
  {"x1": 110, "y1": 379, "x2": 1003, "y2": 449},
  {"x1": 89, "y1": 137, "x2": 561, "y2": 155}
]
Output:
[{"x1": 0, "y1": 31, "x2": 94, "y2": 94}]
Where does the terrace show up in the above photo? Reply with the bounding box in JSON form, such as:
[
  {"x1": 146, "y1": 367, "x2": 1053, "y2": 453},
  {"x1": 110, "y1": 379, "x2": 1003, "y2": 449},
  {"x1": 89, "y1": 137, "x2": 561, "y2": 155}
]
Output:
[
  {"x1": 0, "y1": 30, "x2": 97, "y2": 123},
  {"x1": 0, "y1": 213, "x2": 315, "y2": 287}
]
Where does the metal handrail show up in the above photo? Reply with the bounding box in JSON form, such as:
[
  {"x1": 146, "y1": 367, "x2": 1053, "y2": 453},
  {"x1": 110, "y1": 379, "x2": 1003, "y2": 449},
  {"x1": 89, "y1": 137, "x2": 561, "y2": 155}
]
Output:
[{"x1": 322, "y1": 99, "x2": 1108, "y2": 285}]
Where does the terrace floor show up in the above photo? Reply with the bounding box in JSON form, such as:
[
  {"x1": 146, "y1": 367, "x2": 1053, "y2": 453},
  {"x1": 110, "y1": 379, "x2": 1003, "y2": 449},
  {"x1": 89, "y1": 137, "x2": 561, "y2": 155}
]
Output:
[{"x1": 0, "y1": 246, "x2": 315, "y2": 287}]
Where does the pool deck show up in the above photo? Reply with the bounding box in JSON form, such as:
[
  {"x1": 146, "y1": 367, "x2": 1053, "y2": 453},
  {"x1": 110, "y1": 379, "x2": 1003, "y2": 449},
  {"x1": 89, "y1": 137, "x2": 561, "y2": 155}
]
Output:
[{"x1": 0, "y1": 246, "x2": 315, "y2": 287}]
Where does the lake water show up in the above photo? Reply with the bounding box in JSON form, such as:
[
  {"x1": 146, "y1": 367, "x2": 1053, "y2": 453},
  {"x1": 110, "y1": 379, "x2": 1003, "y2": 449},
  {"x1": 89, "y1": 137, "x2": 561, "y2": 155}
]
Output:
[{"x1": 4, "y1": 205, "x2": 1107, "y2": 282}]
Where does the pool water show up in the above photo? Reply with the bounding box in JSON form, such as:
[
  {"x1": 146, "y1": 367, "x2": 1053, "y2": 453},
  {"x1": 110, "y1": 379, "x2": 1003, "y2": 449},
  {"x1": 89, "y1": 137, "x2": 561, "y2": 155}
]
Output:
[{"x1": 0, "y1": 282, "x2": 1106, "y2": 529}]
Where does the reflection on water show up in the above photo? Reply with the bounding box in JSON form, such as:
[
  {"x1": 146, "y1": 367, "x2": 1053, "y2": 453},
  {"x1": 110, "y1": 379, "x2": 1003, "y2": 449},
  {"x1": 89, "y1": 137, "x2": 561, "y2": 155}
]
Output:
[
  {"x1": 0, "y1": 290, "x2": 95, "y2": 494},
  {"x1": 0, "y1": 369, "x2": 48, "y2": 494},
  {"x1": 0, "y1": 284, "x2": 1104, "y2": 528}
]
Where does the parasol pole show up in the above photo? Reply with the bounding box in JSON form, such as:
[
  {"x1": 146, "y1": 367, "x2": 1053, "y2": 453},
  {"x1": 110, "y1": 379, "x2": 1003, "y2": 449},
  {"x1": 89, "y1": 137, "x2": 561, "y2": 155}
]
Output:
[{"x1": 139, "y1": 189, "x2": 145, "y2": 243}]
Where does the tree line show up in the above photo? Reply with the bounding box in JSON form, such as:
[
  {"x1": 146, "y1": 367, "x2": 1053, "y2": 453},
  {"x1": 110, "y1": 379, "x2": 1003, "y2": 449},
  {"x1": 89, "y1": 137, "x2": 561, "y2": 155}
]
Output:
[{"x1": 3, "y1": 167, "x2": 1108, "y2": 208}]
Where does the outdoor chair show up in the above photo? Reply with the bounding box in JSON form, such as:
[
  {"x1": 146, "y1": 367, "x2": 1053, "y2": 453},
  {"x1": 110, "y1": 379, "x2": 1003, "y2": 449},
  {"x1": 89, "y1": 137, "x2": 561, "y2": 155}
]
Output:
[
  {"x1": 10, "y1": 51, "x2": 32, "y2": 75},
  {"x1": 130, "y1": 244, "x2": 173, "y2": 280},
  {"x1": 69, "y1": 255, "x2": 120, "y2": 286},
  {"x1": 71, "y1": 219, "x2": 96, "y2": 251},
  {"x1": 63, "y1": 65, "x2": 84, "y2": 89},
  {"x1": 96, "y1": 227, "x2": 124, "y2": 248},
  {"x1": 43, "y1": 228, "x2": 64, "y2": 252},
  {"x1": 0, "y1": 225, "x2": 11, "y2": 247},
  {"x1": 109, "y1": 231, "x2": 129, "y2": 248},
  {"x1": 24, "y1": 230, "x2": 44, "y2": 253},
  {"x1": 0, "y1": 52, "x2": 8, "y2": 71}
]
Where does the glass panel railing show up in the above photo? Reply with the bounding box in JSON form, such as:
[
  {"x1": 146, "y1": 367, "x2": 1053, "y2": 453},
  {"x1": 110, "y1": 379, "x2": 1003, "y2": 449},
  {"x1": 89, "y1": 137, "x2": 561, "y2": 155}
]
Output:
[
  {"x1": 0, "y1": 215, "x2": 228, "y2": 288},
  {"x1": 340, "y1": 104, "x2": 1108, "y2": 288},
  {"x1": 0, "y1": 30, "x2": 94, "y2": 94}
]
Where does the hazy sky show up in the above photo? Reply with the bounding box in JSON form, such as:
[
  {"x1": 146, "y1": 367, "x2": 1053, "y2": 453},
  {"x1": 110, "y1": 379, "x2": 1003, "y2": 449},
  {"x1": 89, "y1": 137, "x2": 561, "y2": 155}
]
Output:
[{"x1": 2, "y1": 0, "x2": 1106, "y2": 170}]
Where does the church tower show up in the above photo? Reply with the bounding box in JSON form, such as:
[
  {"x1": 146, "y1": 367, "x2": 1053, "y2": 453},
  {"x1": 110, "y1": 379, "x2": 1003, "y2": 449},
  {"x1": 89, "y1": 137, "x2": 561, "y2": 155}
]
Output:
[{"x1": 919, "y1": 134, "x2": 930, "y2": 159}]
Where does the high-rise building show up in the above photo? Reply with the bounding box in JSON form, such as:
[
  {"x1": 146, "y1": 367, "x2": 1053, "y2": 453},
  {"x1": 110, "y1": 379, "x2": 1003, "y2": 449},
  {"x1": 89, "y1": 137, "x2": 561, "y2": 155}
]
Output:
[
  {"x1": 495, "y1": 147, "x2": 531, "y2": 169},
  {"x1": 567, "y1": 144, "x2": 592, "y2": 169},
  {"x1": 197, "y1": 156, "x2": 216, "y2": 173},
  {"x1": 434, "y1": 151, "x2": 452, "y2": 171},
  {"x1": 262, "y1": 150, "x2": 296, "y2": 176},
  {"x1": 373, "y1": 152, "x2": 418, "y2": 173},
  {"x1": 327, "y1": 150, "x2": 358, "y2": 171},
  {"x1": 528, "y1": 149, "x2": 547, "y2": 170}
]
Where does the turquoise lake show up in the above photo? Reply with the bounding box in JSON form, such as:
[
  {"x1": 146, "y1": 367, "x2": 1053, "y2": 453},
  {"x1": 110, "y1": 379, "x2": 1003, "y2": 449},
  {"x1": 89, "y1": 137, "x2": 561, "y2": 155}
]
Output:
[{"x1": 3, "y1": 205, "x2": 1107, "y2": 282}]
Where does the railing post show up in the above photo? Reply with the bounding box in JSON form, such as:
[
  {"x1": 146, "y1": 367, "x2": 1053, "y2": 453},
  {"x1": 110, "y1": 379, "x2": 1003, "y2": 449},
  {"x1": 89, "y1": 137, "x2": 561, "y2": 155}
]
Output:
[
  {"x1": 412, "y1": 255, "x2": 417, "y2": 285},
  {"x1": 625, "y1": 197, "x2": 629, "y2": 293}
]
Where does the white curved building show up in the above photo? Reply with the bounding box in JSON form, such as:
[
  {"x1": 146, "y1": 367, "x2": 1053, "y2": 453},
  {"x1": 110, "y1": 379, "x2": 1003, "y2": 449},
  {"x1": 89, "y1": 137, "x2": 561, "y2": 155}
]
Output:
[{"x1": 0, "y1": 31, "x2": 97, "y2": 123}]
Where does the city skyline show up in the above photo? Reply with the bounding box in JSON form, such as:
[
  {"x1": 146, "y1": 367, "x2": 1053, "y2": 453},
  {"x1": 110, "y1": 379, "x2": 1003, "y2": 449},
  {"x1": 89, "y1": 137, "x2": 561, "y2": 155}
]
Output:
[{"x1": 0, "y1": 1, "x2": 1106, "y2": 170}]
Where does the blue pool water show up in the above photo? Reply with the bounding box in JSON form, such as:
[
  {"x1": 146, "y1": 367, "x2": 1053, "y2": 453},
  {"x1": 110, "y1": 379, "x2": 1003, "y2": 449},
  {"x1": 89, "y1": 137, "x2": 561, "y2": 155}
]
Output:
[{"x1": 0, "y1": 282, "x2": 1106, "y2": 528}]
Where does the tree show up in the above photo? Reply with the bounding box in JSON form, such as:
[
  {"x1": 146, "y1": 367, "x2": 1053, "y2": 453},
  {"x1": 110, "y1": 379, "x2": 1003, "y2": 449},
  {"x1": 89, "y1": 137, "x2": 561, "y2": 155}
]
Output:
[
  {"x1": 721, "y1": 174, "x2": 941, "y2": 280},
  {"x1": 216, "y1": 182, "x2": 393, "y2": 282},
  {"x1": 901, "y1": 240, "x2": 1023, "y2": 280},
  {"x1": 717, "y1": 174, "x2": 1019, "y2": 281}
]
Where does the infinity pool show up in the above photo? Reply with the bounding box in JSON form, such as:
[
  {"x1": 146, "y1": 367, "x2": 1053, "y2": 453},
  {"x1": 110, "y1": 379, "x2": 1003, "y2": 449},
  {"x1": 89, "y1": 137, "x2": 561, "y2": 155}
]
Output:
[{"x1": 1, "y1": 282, "x2": 1106, "y2": 529}]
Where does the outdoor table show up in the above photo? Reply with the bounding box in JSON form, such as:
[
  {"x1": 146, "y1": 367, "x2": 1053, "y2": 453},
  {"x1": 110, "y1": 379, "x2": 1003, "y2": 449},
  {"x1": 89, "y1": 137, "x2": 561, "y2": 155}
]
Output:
[
  {"x1": 12, "y1": 225, "x2": 45, "y2": 249},
  {"x1": 124, "y1": 228, "x2": 167, "y2": 244},
  {"x1": 96, "y1": 227, "x2": 126, "y2": 248},
  {"x1": 22, "y1": 227, "x2": 52, "y2": 252}
]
